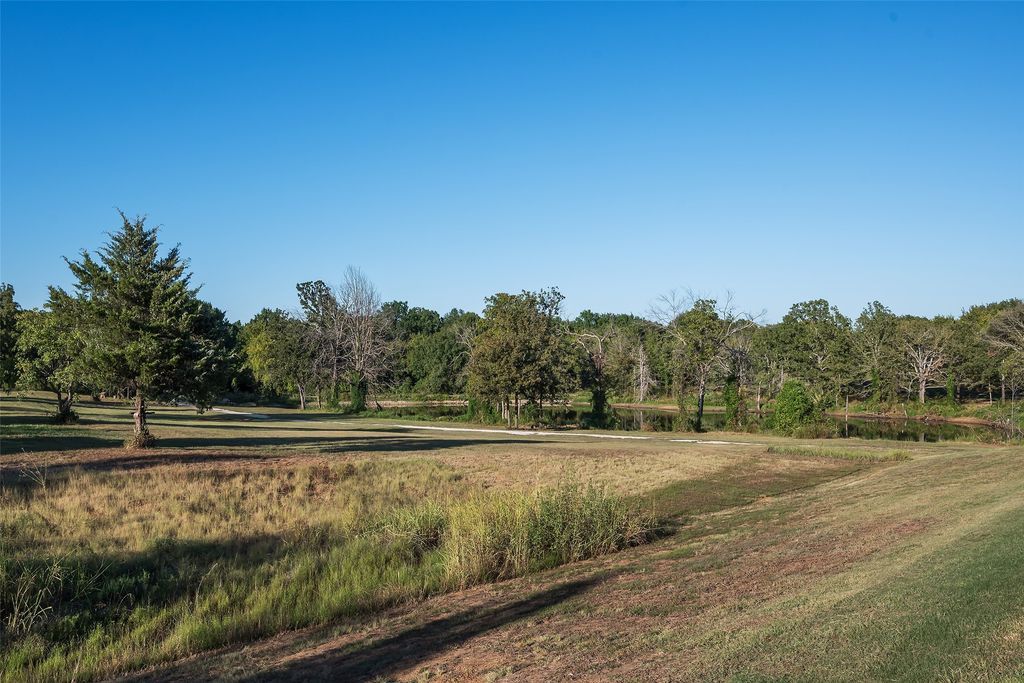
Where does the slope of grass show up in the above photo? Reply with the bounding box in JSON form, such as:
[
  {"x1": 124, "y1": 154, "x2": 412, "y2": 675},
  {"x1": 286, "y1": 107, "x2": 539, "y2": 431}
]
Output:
[
  {"x1": 0, "y1": 456, "x2": 653, "y2": 682},
  {"x1": 8, "y1": 393, "x2": 1011, "y2": 682}
]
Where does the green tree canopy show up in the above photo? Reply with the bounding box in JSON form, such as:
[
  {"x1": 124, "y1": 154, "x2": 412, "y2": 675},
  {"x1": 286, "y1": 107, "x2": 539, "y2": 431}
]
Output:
[
  {"x1": 777, "y1": 299, "x2": 854, "y2": 405},
  {"x1": 61, "y1": 211, "x2": 233, "y2": 445},
  {"x1": 16, "y1": 290, "x2": 87, "y2": 422},
  {"x1": 468, "y1": 288, "x2": 572, "y2": 427},
  {"x1": 853, "y1": 301, "x2": 901, "y2": 403},
  {"x1": 243, "y1": 308, "x2": 315, "y2": 408}
]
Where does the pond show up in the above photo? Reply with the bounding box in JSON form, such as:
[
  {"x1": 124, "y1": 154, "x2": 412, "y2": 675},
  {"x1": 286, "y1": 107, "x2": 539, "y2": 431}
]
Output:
[{"x1": 380, "y1": 405, "x2": 1011, "y2": 443}]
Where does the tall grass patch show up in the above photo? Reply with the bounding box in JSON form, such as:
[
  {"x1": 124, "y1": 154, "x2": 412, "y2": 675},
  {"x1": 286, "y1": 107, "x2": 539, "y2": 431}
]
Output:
[
  {"x1": 766, "y1": 445, "x2": 911, "y2": 462},
  {"x1": 440, "y1": 483, "x2": 654, "y2": 588}
]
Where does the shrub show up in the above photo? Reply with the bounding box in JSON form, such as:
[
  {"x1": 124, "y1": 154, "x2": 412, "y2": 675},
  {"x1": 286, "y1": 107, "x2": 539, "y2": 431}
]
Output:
[{"x1": 770, "y1": 380, "x2": 818, "y2": 435}]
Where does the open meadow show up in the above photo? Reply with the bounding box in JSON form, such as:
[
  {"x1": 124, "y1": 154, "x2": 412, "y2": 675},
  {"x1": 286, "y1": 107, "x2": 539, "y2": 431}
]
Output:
[{"x1": 2, "y1": 394, "x2": 1021, "y2": 682}]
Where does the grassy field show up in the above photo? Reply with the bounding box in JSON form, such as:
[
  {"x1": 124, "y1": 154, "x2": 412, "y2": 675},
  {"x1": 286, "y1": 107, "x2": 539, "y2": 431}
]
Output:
[{"x1": 1, "y1": 393, "x2": 1022, "y2": 682}]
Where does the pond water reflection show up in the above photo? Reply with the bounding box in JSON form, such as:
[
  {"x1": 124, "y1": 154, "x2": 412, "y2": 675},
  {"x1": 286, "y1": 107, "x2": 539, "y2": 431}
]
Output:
[{"x1": 381, "y1": 405, "x2": 1010, "y2": 443}]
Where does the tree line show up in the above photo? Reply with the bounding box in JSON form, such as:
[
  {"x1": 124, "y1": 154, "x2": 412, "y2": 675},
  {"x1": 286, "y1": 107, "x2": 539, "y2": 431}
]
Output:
[{"x1": 2, "y1": 213, "x2": 1022, "y2": 444}]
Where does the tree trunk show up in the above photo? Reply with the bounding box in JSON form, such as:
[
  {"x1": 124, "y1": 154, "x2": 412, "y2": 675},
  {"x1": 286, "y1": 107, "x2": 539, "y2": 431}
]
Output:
[
  {"x1": 696, "y1": 378, "x2": 706, "y2": 432},
  {"x1": 297, "y1": 384, "x2": 306, "y2": 411},
  {"x1": 134, "y1": 394, "x2": 148, "y2": 435},
  {"x1": 756, "y1": 385, "x2": 762, "y2": 415},
  {"x1": 1001, "y1": 376, "x2": 1006, "y2": 403},
  {"x1": 592, "y1": 387, "x2": 607, "y2": 421},
  {"x1": 54, "y1": 390, "x2": 75, "y2": 423},
  {"x1": 349, "y1": 375, "x2": 368, "y2": 412},
  {"x1": 988, "y1": 385, "x2": 993, "y2": 404},
  {"x1": 919, "y1": 379, "x2": 926, "y2": 404}
]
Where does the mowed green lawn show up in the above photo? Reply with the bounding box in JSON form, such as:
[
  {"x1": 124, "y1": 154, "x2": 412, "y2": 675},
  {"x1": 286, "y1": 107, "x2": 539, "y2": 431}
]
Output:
[{"x1": 1, "y1": 393, "x2": 1022, "y2": 682}]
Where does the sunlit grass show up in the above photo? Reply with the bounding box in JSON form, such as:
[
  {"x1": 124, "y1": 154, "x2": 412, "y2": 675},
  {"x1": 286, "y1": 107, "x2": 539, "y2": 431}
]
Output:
[
  {"x1": 765, "y1": 444, "x2": 911, "y2": 462},
  {"x1": 0, "y1": 458, "x2": 652, "y2": 682}
]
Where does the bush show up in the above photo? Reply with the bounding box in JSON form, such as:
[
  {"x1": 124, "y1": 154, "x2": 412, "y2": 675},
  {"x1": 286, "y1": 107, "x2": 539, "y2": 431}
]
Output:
[
  {"x1": 770, "y1": 380, "x2": 818, "y2": 435},
  {"x1": 465, "y1": 397, "x2": 501, "y2": 424}
]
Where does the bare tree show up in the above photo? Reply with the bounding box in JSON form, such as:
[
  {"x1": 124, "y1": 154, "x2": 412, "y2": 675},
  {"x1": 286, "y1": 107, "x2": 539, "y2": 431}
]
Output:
[
  {"x1": 336, "y1": 266, "x2": 394, "y2": 410},
  {"x1": 297, "y1": 267, "x2": 394, "y2": 410},
  {"x1": 900, "y1": 318, "x2": 950, "y2": 404},
  {"x1": 631, "y1": 341, "x2": 656, "y2": 403}
]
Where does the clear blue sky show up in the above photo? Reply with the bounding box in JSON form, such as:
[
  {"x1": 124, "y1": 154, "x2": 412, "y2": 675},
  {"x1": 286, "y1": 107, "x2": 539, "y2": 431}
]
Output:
[{"x1": 2, "y1": 2, "x2": 1021, "y2": 323}]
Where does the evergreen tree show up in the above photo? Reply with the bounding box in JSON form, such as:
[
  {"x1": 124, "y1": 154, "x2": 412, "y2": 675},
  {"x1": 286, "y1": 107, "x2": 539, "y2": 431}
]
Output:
[{"x1": 61, "y1": 211, "x2": 233, "y2": 446}]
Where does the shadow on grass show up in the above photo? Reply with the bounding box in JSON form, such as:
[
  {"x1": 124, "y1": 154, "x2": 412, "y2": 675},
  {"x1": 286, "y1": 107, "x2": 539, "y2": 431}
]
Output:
[
  {"x1": 641, "y1": 459, "x2": 866, "y2": 525},
  {"x1": 1, "y1": 434, "x2": 125, "y2": 455},
  {"x1": 3, "y1": 533, "x2": 290, "y2": 647},
  {"x1": 240, "y1": 576, "x2": 604, "y2": 682},
  {"x1": 1, "y1": 436, "x2": 553, "y2": 485},
  {"x1": 147, "y1": 435, "x2": 552, "y2": 452}
]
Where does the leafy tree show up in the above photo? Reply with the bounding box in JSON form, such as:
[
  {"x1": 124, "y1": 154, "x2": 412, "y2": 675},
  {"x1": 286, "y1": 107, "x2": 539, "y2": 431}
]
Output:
[
  {"x1": 776, "y1": 299, "x2": 854, "y2": 405},
  {"x1": 950, "y1": 300, "x2": 1019, "y2": 402},
  {"x1": 722, "y1": 374, "x2": 743, "y2": 427},
  {"x1": 405, "y1": 327, "x2": 467, "y2": 395},
  {"x1": 383, "y1": 301, "x2": 443, "y2": 340},
  {"x1": 654, "y1": 295, "x2": 755, "y2": 431},
  {"x1": 15, "y1": 291, "x2": 86, "y2": 423},
  {"x1": 468, "y1": 288, "x2": 572, "y2": 427},
  {"x1": 0, "y1": 283, "x2": 20, "y2": 391},
  {"x1": 243, "y1": 309, "x2": 314, "y2": 408},
  {"x1": 853, "y1": 301, "x2": 901, "y2": 404},
  {"x1": 61, "y1": 212, "x2": 233, "y2": 446},
  {"x1": 770, "y1": 380, "x2": 817, "y2": 434},
  {"x1": 1001, "y1": 352, "x2": 1024, "y2": 434},
  {"x1": 750, "y1": 323, "x2": 787, "y2": 410},
  {"x1": 567, "y1": 317, "x2": 617, "y2": 421}
]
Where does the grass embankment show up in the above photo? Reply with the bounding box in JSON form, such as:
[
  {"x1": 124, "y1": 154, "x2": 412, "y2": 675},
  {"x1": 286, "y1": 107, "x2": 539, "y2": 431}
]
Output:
[
  {"x1": 0, "y1": 459, "x2": 651, "y2": 682},
  {"x1": 6, "y1": 393, "x2": 1000, "y2": 682}
]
